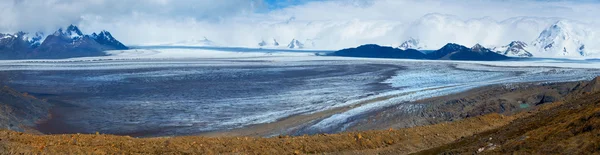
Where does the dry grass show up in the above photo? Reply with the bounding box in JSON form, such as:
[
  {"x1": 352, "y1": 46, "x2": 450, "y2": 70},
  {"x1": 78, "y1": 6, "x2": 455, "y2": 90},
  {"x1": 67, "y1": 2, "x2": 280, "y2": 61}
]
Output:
[
  {"x1": 415, "y1": 91, "x2": 600, "y2": 155},
  {"x1": 0, "y1": 113, "x2": 515, "y2": 155}
]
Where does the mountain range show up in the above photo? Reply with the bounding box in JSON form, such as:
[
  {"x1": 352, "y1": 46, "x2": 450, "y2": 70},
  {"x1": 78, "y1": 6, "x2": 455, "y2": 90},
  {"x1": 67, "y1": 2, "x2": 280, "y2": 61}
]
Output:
[
  {"x1": 0, "y1": 25, "x2": 128, "y2": 59},
  {"x1": 396, "y1": 20, "x2": 598, "y2": 58},
  {"x1": 328, "y1": 43, "x2": 509, "y2": 61}
]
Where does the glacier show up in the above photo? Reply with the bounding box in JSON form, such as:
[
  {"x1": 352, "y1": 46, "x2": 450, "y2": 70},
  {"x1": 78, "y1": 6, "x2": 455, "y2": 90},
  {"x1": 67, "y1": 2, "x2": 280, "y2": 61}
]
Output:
[{"x1": 2, "y1": 48, "x2": 600, "y2": 136}]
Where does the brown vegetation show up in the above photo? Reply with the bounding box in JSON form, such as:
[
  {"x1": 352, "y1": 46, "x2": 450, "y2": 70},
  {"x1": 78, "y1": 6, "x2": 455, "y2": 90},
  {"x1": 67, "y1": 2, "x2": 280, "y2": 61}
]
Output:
[
  {"x1": 0, "y1": 113, "x2": 514, "y2": 154},
  {"x1": 416, "y1": 78, "x2": 600, "y2": 154}
]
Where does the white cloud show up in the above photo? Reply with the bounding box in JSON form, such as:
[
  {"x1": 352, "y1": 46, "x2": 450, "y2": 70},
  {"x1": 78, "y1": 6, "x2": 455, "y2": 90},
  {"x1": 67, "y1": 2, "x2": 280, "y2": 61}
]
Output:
[{"x1": 1, "y1": 0, "x2": 600, "y2": 49}]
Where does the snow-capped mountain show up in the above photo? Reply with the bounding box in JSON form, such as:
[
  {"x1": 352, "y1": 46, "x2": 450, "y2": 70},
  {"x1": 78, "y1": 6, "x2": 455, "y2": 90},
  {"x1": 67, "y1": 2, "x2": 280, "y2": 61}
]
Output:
[
  {"x1": 54, "y1": 25, "x2": 85, "y2": 40},
  {"x1": 0, "y1": 25, "x2": 128, "y2": 59},
  {"x1": 287, "y1": 39, "x2": 304, "y2": 49},
  {"x1": 0, "y1": 32, "x2": 45, "y2": 48},
  {"x1": 0, "y1": 32, "x2": 35, "y2": 59},
  {"x1": 491, "y1": 41, "x2": 533, "y2": 57},
  {"x1": 92, "y1": 30, "x2": 128, "y2": 50},
  {"x1": 530, "y1": 21, "x2": 593, "y2": 57},
  {"x1": 398, "y1": 38, "x2": 425, "y2": 50}
]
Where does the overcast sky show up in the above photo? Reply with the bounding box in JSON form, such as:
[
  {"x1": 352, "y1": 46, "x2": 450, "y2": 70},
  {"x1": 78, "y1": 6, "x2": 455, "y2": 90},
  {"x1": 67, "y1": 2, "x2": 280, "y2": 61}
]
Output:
[{"x1": 1, "y1": 0, "x2": 599, "y2": 48}]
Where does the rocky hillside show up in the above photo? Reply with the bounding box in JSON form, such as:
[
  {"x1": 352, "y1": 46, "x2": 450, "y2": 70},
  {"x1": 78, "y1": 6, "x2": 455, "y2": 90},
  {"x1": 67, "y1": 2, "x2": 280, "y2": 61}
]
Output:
[
  {"x1": 0, "y1": 86, "x2": 51, "y2": 132},
  {"x1": 417, "y1": 77, "x2": 600, "y2": 154}
]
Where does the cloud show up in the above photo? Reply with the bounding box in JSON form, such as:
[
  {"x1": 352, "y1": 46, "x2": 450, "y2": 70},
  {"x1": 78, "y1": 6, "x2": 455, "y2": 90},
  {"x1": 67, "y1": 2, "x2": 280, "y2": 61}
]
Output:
[
  {"x1": 0, "y1": 0, "x2": 264, "y2": 32},
  {"x1": 1, "y1": 0, "x2": 600, "y2": 49}
]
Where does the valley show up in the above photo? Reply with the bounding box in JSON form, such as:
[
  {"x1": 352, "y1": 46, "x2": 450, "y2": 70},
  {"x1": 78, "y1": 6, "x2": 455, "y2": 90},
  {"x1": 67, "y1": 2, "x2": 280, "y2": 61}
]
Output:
[{"x1": 1, "y1": 50, "x2": 599, "y2": 138}]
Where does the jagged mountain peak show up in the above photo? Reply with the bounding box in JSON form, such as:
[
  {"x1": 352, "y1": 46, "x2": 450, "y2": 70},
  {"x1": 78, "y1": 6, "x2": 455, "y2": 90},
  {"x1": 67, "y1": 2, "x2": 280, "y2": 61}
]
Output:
[
  {"x1": 440, "y1": 43, "x2": 469, "y2": 51},
  {"x1": 287, "y1": 39, "x2": 304, "y2": 49},
  {"x1": 471, "y1": 44, "x2": 486, "y2": 51},
  {"x1": 258, "y1": 40, "x2": 267, "y2": 47},
  {"x1": 273, "y1": 39, "x2": 279, "y2": 46},
  {"x1": 54, "y1": 25, "x2": 84, "y2": 40},
  {"x1": 92, "y1": 30, "x2": 116, "y2": 41},
  {"x1": 494, "y1": 41, "x2": 533, "y2": 57},
  {"x1": 66, "y1": 25, "x2": 83, "y2": 36}
]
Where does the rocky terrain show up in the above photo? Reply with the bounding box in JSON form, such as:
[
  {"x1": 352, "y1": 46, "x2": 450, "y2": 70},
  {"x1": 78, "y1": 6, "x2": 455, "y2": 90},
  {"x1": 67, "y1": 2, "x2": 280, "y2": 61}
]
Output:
[{"x1": 417, "y1": 77, "x2": 600, "y2": 154}]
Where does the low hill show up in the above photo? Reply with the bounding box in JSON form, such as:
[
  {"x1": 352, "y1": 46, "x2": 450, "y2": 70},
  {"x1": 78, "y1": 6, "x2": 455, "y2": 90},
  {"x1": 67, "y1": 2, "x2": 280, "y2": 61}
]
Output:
[{"x1": 328, "y1": 44, "x2": 426, "y2": 59}]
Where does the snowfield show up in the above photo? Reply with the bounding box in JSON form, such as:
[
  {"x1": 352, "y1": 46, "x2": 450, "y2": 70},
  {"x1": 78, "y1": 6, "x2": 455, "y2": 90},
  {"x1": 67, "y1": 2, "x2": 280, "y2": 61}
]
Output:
[{"x1": 2, "y1": 48, "x2": 600, "y2": 136}]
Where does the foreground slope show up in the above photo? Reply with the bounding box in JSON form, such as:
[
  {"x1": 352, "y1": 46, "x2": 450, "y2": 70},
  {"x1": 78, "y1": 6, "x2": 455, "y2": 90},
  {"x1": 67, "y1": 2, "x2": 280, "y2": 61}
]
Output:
[
  {"x1": 0, "y1": 86, "x2": 50, "y2": 132},
  {"x1": 0, "y1": 113, "x2": 515, "y2": 154},
  {"x1": 417, "y1": 77, "x2": 600, "y2": 154}
]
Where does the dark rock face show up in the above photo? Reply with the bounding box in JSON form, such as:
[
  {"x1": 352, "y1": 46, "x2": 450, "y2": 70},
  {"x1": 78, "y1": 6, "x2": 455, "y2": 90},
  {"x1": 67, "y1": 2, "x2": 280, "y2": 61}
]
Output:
[
  {"x1": 0, "y1": 25, "x2": 128, "y2": 59},
  {"x1": 328, "y1": 44, "x2": 426, "y2": 59}
]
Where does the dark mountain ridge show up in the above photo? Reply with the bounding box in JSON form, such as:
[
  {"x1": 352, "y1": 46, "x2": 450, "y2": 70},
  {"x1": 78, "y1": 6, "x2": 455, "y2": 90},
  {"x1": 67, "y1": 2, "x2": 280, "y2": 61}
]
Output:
[
  {"x1": 328, "y1": 44, "x2": 426, "y2": 59},
  {"x1": 329, "y1": 43, "x2": 510, "y2": 61},
  {"x1": 0, "y1": 25, "x2": 128, "y2": 59}
]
